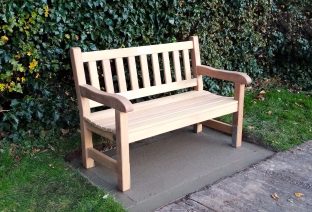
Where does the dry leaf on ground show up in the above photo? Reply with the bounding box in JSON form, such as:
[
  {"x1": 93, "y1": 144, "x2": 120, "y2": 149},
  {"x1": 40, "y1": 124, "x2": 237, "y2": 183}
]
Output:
[
  {"x1": 271, "y1": 193, "x2": 279, "y2": 200},
  {"x1": 294, "y1": 192, "x2": 304, "y2": 198}
]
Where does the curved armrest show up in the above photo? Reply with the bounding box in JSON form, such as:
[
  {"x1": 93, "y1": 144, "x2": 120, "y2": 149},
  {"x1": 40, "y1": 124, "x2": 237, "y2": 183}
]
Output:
[
  {"x1": 79, "y1": 84, "x2": 134, "y2": 112},
  {"x1": 196, "y1": 65, "x2": 252, "y2": 85}
]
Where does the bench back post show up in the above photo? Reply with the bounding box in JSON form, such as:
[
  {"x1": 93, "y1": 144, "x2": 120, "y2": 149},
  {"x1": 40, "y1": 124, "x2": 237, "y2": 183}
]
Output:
[
  {"x1": 190, "y1": 36, "x2": 203, "y2": 91},
  {"x1": 70, "y1": 47, "x2": 90, "y2": 118}
]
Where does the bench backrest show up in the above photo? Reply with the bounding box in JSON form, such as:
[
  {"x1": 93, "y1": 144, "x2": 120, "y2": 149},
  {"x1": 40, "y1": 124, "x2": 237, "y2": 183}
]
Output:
[{"x1": 71, "y1": 36, "x2": 202, "y2": 108}]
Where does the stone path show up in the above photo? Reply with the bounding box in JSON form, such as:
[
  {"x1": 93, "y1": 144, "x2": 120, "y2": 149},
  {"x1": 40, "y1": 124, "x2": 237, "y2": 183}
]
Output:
[{"x1": 157, "y1": 141, "x2": 312, "y2": 212}]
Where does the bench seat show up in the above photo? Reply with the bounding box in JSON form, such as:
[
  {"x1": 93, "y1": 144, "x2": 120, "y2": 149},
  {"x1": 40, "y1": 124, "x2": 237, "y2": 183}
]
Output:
[{"x1": 85, "y1": 90, "x2": 237, "y2": 143}]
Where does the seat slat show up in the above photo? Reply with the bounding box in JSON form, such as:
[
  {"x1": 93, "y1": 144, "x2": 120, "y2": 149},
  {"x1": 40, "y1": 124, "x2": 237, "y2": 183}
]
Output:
[
  {"x1": 102, "y1": 60, "x2": 114, "y2": 93},
  {"x1": 129, "y1": 104, "x2": 236, "y2": 142},
  {"x1": 81, "y1": 41, "x2": 193, "y2": 62},
  {"x1": 139, "y1": 55, "x2": 151, "y2": 88},
  {"x1": 173, "y1": 51, "x2": 182, "y2": 82},
  {"x1": 151, "y1": 53, "x2": 162, "y2": 86},
  {"x1": 115, "y1": 58, "x2": 127, "y2": 92},
  {"x1": 182, "y1": 49, "x2": 192, "y2": 80},
  {"x1": 162, "y1": 52, "x2": 172, "y2": 83},
  {"x1": 92, "y1": 95, "x2": 233, "y2": 128},
  {"x1": 128, "y1": 56, "x2": 139, "y2": 90},
  {"x1": 89, "y1": 91, "x2": 210, "y2": 121}
]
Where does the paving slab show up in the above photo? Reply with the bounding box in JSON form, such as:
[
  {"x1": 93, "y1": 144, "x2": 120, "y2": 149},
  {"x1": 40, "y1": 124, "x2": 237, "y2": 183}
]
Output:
[
  {"x1": 157, "y1": 140, "x2": 312, "y2": 212},
  {"x1": 70, "y1": 127, "x2": 273, "y2": 211}
]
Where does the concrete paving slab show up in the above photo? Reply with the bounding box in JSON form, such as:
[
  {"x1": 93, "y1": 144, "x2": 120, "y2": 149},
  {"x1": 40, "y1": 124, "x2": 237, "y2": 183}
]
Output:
[
  {"x1": 158, "y1": 140, "x2": 312, "y2": 212},
  {"x1": 70, "y1": 127, "x2": 273, "y2": 211}
]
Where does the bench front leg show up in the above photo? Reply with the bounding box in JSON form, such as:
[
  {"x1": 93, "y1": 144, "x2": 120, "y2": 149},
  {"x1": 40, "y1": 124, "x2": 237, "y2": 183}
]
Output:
[
  {"x1": 81, "y1": 121, "x2": 95, "y2": 168},
  {"x1": 232, "y1": 83, "x2": 245, "y2": 147},
  {"x1": 115, "y1": 110, "x2": 131, "y2": 191}
]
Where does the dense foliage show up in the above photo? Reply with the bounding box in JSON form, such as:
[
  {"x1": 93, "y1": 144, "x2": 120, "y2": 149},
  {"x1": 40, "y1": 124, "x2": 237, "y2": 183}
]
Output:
[{"x1": 0, "y1": 0, "x2": 311, "y2": 143}]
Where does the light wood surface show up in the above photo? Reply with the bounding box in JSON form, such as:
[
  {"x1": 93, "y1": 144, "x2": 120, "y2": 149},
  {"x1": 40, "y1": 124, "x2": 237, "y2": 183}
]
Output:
[
  {"x1": 81, "y1": 41, "x2": 193, "y2": 62},
  {"x1": 128, "y1": 56, "x2": 139, "y2": 90},
  {"x1": 151, "y1": 53, "x2": 162, "y2": 85},
  {"x1": 182, "y1": 49, "x2": 192, "y2": 80},
  {"x1": 115, "y1": 111, "x2": 131, "y2": 191},
  {"x1": 232, "y1": 83, "x2": 245, "y2": 147},
  {"x1": 140, "y1": 54, "x2": 151, "y2": 88},
  {"x1": 86, "y1": 91, "x2": 238, "y2": 142},
  {"x1": 88, "y1": 148, "x2": 117, "y2": 171},
  {"x1": 173, "y1": 50, "x2": 182, "y2": 82},
  {"x1": 80, "y1": 84, "x2": 133, "y2": 112},
  {"x1": 197, "y1": 65, "x2": 252, "y2": 84},
  {"x1": 203, "y1": 119, "x2": 232, "y2": 135},
  {"x1": 102, "y1": 60, "x2": 114, "y2": 93},
  {"x1": 118, "y1": 79, "x2": 197, "y2": 100},
  {"x1": 70, "y1": 36, "x2": 250, "y2": 192},
  {"x1": 162, "y1": 52, "x2": 172, "y2": 83},
  {"x1": 115, "y1": 58, "x2": 127, "y2": 92}
]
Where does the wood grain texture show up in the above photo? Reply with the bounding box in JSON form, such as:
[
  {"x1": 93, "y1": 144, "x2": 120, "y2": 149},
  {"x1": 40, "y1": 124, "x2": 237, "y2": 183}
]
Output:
[
  {"x1": 102, "y1": 60, "x2": 114, "y2": 93},
  {"x1": 80, "y1": 84, "x2": 133, "y2": 112},
  {"x1": 115, "y1": 58, "x2": 127, "y2": 92},
  {"x1": 140, "y1": 54, "x2": 151, "y2": 87},
  {"x1": 182, "y1": 49, "x2": 192, "y2": 80},
  {"x1": 88, "y1": 148, "x2": 117, "y2": 171},
  {"x1": 118, "y1": 79, "x2": 197, "y2": 100},
  {"x1": 203, "y1": 119, "x2": 232, "y2": 135},
  {"x1": 152, "y1": 53, "x2": 162, "y2": 85},
  {"x1": 115, "y1": 111, "x2": 131, "y2": 191},
  {"x1": 162, "y1": 52, "x2": 172, "y2": 83},
  {"x1": 197, "y1": 65, "x2": 252, "y2": 84},
  {"x1": 173, "y1": 50, "x2": 182, "y2": 82},
  {"x1": 81, "y1": 41, "x2": 193, "y2": 62},
  {"x1": 232, "y1": 83, "x2": 245, "y2": 147},
  {"x1": 128, "y1": 56, "x2": 139, "y2": 90}
]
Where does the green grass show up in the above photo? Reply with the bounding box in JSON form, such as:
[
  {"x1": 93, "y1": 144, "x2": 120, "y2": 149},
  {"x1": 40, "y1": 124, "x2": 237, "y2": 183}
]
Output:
[
  {"x1": 223, "y1": 88, "x2": 312, "y2": 151},
  {"x1": 0, "y1": 137, "x2": 124, "y2": 211}
]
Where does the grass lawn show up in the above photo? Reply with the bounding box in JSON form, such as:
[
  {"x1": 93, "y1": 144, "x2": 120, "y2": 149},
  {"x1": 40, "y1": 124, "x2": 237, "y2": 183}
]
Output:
[
  {"x1": 0, "y1": 135, "x2": 124, "y2": 211},
  {"x1": 222, "y1": 88, "x2": 312, "y2": 151}
]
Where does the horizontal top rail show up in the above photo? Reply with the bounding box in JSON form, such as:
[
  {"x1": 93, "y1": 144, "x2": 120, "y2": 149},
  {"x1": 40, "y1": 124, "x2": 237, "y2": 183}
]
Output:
[{"x1": 81, "y1": 41, "x2": 193, "y2": 62}]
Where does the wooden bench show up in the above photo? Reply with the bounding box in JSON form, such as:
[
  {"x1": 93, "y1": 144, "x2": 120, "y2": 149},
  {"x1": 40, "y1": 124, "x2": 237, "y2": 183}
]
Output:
[{"x1": 70, "y1": 36, "x2": 251, "y2": 191}]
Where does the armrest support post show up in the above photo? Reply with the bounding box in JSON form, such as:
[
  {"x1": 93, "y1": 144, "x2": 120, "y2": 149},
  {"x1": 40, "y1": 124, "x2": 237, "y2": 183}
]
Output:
[{"x1": 232, "y1": 83, "x2": 245, "y2": 147}]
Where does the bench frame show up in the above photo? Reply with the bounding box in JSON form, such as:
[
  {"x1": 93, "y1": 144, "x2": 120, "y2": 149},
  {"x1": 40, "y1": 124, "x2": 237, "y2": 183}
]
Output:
[{"x1": 70, "y1": 36, "x2": 251, "y2": 191}]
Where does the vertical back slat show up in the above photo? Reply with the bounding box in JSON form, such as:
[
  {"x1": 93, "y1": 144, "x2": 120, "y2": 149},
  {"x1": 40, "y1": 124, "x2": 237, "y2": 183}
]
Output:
[
  {"x1": 102, "y1": 60, "x2": 114, "y2": 93},
  {"x1": 128, "y1": 56, "x2": 139, "y2": 90},
  {"x1": 182, "y1": 49, "x2": 192, "y2": 80},
  {"x1": 151, "y1": 53, "x2": 162, "y2": 86},
  {"x1": 139, "y1": 55, "x2": 151, "y2": 88},
  {"x1": 115, "y1": 58, "x2": 127, "y2": 92},
  {"x1": 162, "y1": 52, "x2": 172, "y2": 83},
  {"x1": 88, "y1": 61, "x2": 100, "y2": 89},
  {"x1": 173, "y1": 50, "x2": 182, "y2": 82}
]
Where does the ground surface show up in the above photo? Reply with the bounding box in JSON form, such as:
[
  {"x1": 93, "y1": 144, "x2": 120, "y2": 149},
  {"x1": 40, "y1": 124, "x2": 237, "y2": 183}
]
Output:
[
  {"x1": 157, "y1": 140, "x2": 312, "y2": 212},
  {"x1": 71, "y1": 127, "x2": 273, "y2": 211}
]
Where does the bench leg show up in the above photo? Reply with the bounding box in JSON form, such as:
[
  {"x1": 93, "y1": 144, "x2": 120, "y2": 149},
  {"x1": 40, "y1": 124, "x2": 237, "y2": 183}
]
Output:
[
  {"x1": 193, "y1": 123, "x2": 203, "y2": 133},
  {"x1": 81, "y1": 122, "x2": 95, "y2": 168},
  {"x1": 116, "y1": 111, "x2": 131, "y2": 191},
  {"x1": 232, "y1": 83, "x2": 245, "y2": 148}
]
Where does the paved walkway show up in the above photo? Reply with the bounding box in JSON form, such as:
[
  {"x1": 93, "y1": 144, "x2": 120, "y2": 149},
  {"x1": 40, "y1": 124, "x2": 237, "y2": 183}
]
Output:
[{"x1": 157, "y1": 141, "x2": 312, "y2": 212}]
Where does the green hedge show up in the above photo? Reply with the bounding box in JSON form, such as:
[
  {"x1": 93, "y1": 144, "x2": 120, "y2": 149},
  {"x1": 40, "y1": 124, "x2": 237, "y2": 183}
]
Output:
[{"x1": 0, "y1": 0, "x2": 311, "y2": 143}]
